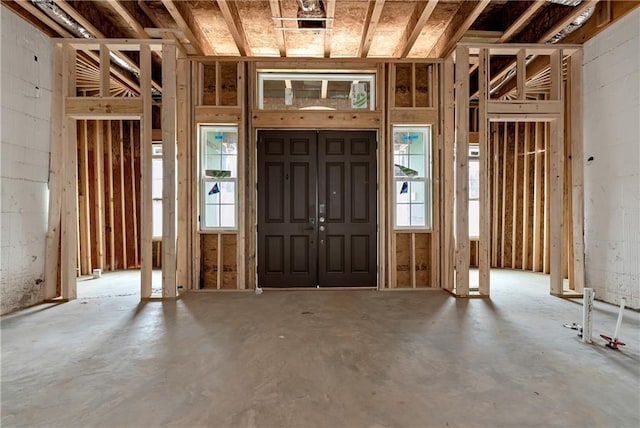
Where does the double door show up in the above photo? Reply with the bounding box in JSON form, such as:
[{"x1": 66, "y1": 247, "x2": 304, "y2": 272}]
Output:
[{"x1": 257, "y1": 130, "x2": 377, "y2": 287}]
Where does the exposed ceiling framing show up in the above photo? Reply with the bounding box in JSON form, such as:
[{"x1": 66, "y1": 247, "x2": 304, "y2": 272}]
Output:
[{"x1": 2, "y1": 0, "x2": 637, "y2": 98}]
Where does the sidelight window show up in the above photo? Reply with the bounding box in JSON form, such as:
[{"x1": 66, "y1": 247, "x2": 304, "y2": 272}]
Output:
[
  {"x1": 200, "y1": 125, "x2": 238, "y2": 230},
  {"x1": 469, "y1": 146, "x2": 480, "y2": 238},
  {"x1": 393, "y1": 125, "x2": 432, "y2": 229}
]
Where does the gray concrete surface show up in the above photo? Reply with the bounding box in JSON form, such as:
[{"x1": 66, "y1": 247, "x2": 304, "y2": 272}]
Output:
[{"x1": 2, "y1": 270, "x2": 639, "y2": 427}]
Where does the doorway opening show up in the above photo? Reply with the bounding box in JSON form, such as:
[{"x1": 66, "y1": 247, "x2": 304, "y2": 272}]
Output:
[{"x1": 257, "y1": 130, "x2": 378, "y2": 288}]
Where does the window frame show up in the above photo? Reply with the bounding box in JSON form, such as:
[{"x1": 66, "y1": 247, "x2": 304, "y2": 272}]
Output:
[
  {"x1": 392, "y1": 124, "x2": 432, "y2": 230},
  {"x1": 151, "y1": 143, "x2": 163, "y2": 239},
  {"x1": 199, "y1": 124, "x2": 239, "y2": 231},
  {"x1": 468, "y1": 145, "x2": 480, "y2": 239},
  {"x1": 257, "y1": 71, "x2": 376, "y2": 111}
]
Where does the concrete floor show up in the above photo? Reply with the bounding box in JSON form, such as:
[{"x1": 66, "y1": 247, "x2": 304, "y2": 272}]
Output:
[{"x1": 1, "y1": 270, "x2": 639, "y2": 427}]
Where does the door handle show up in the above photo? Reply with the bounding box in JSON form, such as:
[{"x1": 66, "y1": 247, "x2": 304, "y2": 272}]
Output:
[
  {"x1": 303, "y1": 218, "x2": 315, "y2": 231},
  {"x1": 319, "y1": 225, "x2": 325, "y2": 232}
]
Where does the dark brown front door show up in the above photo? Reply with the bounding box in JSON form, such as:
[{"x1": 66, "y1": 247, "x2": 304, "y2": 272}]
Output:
[{"x1": 257, "y1": 130, "x2": 377, "y2": 288}]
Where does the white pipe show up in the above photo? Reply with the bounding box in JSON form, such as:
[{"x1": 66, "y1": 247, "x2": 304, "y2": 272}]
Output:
[
  {"x1": 582, "y1": 288, "x2": 594, "y2": 343},
  {"x1": 613, "y1": 297, "x2": 626, "y2": 340}
]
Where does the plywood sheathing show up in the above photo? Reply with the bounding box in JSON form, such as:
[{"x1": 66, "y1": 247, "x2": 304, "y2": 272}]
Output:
[
  {"x1": 278, "y1": 0, "x2": 324, "y2": 57},
  {"x1": 408, "y1": 1, "x2": 461, "y2": 58},
  {"x1": 415, "y1": 233, "x2": 431, "y2": 287},
  {"x1": 189, "y1": 0, "x2": 239, "y2": 56},
  {"x1": 331, "y1": 1, "x2": 368, "y2": 57},
  {"x1": 201, "y1": 234, "x2": 218, "y2": 289},
  {"x1": 368, "y1": 1, "x2": 415, "y2": 57},
  {"x1": 143, "y1": 0, "x2": 179, "y2": 29},
  {"x1": 395, "y1": 233, "x2": 411, "y2": 287},
  {"x1": 236, "y1": 1, "x2": 281, "y2": 57}
]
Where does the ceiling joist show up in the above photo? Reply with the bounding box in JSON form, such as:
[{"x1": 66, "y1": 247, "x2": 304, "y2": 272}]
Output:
[
  {"x1": 216, "y1": 0, "x2": 251, "y2": 57},
  {"x1": 396, "y1": 0, "x2": 439, "y2": 58},
  {"x1": 269, "y1": 0, "x2": 287, "y2": 56},
  {"x1": 160, "y1": 0, "x2": 210, "y2": 55},
  {"x1": 358, "y1": 0, "x2": 385, "y2": 58},
  {"x1": 428, "y1": 0, "x2": 491, "y2": 58}
]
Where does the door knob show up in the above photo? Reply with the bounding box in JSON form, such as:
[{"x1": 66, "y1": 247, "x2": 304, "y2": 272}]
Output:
[
  {"x1": 319, "y1": 225, "x2": 325, "y2": 232},
  {"x1": 319, "y1": 216, "x2": 325, "y2": 223}
]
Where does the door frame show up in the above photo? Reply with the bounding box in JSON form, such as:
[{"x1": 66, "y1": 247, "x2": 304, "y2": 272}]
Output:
[{"x1": 253, "y1": 128, "x2": 381, "y2": 290}]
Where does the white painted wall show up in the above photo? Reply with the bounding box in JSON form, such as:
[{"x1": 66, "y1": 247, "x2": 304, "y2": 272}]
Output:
[
  {"x1": 1, "y1": 8, "x2": 53, "y2": 314},
  {"x1": 583, "y1": 9, "x2": 640, "y2": 310}
]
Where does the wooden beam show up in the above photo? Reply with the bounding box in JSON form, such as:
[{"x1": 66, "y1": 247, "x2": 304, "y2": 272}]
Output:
[
  {"x1": 324, "y1": 0, "x2": 336, "y2": 58},
  {"x1": 108, "y1": 0, "x2": 151, "y2": 38},
  {"x1": 13, "y1": 0, "x2": 73, "y2": 37},
  {"x1": 65, "y1": 98, "x2": 143, "y2": 119},
  {"x1": 60, "y1": 45, "x2": 78, "y2": 300},
  {"x1": 78, "y1": 121, "x2": 91, "y2": 276},
  {"x1": 176, "y1": 55, "x2": 191, "y2": 292},
  {"x1": 522, "y1": 123, "x2": 531, "y2": 270},
  {"x1": 478, "y1": 48, "x2": 490, "y2": 295},
  {"x1": 118, "y1": 122, "x2": 128, "y2": 269},
  {"x1": 106, "y1": 121, "x2": 116, "y2": 271},
  {"x1": 269, "y1": 0, "x2": 287, "y2": 56},
  {"x1": 497, "y1": 1, "x2": 547, "y2": 43},
  {"x1": 129, "y1": 124, "x2": 139, "y2": 268},
  {"x1": 532, "y1": 120, "x2": 543, "y2": 272},
  {"x1": 454, "y1": 46, "x2": 470, "y2": 296},
  {"x1": 51, "y1": 0, "x2": 147, "y2": 93},
  {"x1": 539, "y1": 1, "x2": 599, "y2": 43},
  {"x1": 428, "y1": 0, "x2": 490, "y2": 59},
  {"x1": 45, "y1": 44, "x2": 64, "y2": 299},
  {"x1": 94, "y1": 122, "x2": 106, "y2": 271},
  {"x1": 570, "y1": 50, "x2": 585, "y2": 293},
  {"x1": 100, "y1": 46, "x2": 111, "y2": 97},
  {"x1": 500, "y1": 123, "x2": 507, "y2": 268},
  {"x1": 396, "y1": 0, "x2": 439, "y2": 58},
  {"x1": 140, "y1": 45, "x2": 153, "y2": 298},
  {"x1": 216, "y1": 0, "x2": 251, "y2": 56},
  {"x1": 517, "y1": 49, "x2": 526, "y2": 100},
  {"x1": 512, "y1": 123, "x2": 519, "y2": 268},
  {"x1": 358, "y1": 0, "x2": 385, "y2": 58},
  {"x1": 491, "y1": 124, "x2": 499, "y2": 267},
  {"x1": 162, "y1": 43, "x2": 178, "y2": 298},
  {"x1": 161, "y1": 0, "x2": 210, "y2": 55},
  {"x1": 549, "y1": 50, "x2": 564, "y2": 295},
  {"x1": 442, "y1": 56, "x2": 455, "y2": 291}
]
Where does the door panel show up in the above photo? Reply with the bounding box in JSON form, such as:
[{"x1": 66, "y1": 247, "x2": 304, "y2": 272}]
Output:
[
  {"x1": 318, "y1": 131, "x2": 377, "y2": 287},
  {"x1": 257, "y1": 130, "x2": 377, "y2": 288},
  {"x1": 258, "y1": 131, "x2": 317, "y2": 287}
]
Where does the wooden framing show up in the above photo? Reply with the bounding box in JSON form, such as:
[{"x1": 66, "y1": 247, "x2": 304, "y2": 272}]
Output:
[
  {"x1": 45, "y1": 39, "x2": 178, "y2": 300},
  {"x1": 162, "y1": 43, "x2": 178, "y2": 298},
  {"x1": 448, "y1": 43, "x2": 581, "y2": 298},
  {"x1": 454, "y1": 46, "x2": 470, "y2": 296},
  {"x1": 44, "y1": 34, "x2": 585, "y2": 301}
]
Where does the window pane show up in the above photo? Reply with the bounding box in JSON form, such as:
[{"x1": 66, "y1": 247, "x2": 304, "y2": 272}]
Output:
[
  {"x1": 396, "y1": 204, "x2": 410, "y2": 227},
  {"x1": 205, "y1": 204, "x2": 219, "y2": 228},
  {"x1": 396, "y1": 181, "x2": 410, "y2": 203},
  {"x1": 410, "y1": 203, "x2": 425, "y2": 226},
  {"x1": 205, "y1": 182, "x2": 220, "y2": 204},
  {"x1": 409, "y1": 134, "x2": 424, "y2": 154},
  {"x1": 152, "y1": 200, "x2": 162, "y2": 238},
  {"x1": 469, "y1": 200, "x2": 480, "y2": 237},
  {"x1": 220, "y1": 155, "x2": 238, "y2": 177},
  {"x1": 410, "y1": 181, "x2": 425, "y2": 203},
  {"x1": 220, "y1": 182, "x2": 235, "y2": 203},
  {"x1": 409, "y1": 155, "x2": 425, "y2": 177},
  {"x1": 220, "y1": 205, "x2": 235, "y2": 228},
  {"x1": 469, "y1": 159, "x2": 480, "y2": 200}
]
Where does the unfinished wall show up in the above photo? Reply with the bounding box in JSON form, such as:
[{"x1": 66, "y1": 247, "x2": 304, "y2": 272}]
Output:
[
  {"x1": 583, "y1": 8, "x2": 639, "y2": 309},
  {"x1": 1, "y1": 8, "x2": 52, "y2": 314}
]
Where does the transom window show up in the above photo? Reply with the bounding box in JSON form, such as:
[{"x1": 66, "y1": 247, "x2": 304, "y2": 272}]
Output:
[{"x1": 257, "y1": 72, "x2": 376, "y2": 111}]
